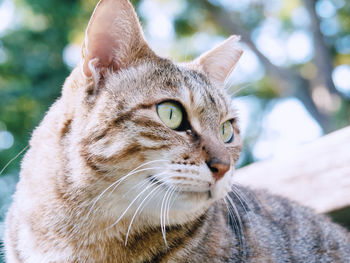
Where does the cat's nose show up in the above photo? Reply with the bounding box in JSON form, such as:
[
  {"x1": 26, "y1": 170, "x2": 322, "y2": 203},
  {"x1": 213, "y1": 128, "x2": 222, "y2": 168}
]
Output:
[
  {"x1": 201, "y1": 135, "x2": 231, "y2": 181},
  {"x1": 206, "y1": 158, "x2": 230, "y2": 181}
]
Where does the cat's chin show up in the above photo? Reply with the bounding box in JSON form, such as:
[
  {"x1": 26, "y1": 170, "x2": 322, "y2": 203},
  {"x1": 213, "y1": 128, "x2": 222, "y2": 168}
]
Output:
[
  {"x1": 98, "y1": 172, "x2": 234, "y2": 229},
  {"x1": 148, "y1": 180, "x2": 232, "y2": 226},
  {"x1": 146, "y1": 190, "x2": 230, "y2": 226}
]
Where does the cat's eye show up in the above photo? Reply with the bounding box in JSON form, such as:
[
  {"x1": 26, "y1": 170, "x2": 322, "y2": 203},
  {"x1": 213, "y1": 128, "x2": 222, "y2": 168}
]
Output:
[
  {"x1": 157, "y1": 101, "x2": 183, "y2": 130},
  {"x1": 220, "y1": 120, "x2": 234, "y2": 143}
]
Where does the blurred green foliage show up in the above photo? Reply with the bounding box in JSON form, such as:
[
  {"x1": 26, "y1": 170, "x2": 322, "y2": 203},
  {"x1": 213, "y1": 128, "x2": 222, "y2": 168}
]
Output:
[{"x1": 0, "y1": 0, "x2": 349, "y2": 260}]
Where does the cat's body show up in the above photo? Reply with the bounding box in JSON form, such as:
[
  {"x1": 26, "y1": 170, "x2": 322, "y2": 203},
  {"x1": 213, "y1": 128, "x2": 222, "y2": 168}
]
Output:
[{"x1": 4, "y1": 0, "x2": 350, "y2": 262}]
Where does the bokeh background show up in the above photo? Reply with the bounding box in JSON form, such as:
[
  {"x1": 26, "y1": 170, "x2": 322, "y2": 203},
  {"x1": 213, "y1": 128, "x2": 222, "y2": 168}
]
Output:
[{"x1": 0, "y1": 0, "x2": 349, "y2": 259}]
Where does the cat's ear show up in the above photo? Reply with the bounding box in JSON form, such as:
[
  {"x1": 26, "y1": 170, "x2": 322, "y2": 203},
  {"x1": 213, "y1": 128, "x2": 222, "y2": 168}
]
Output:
[
  {"x1": 192, "y1": 35, "x2": 243, "y2": 85},
  {"x1": 82, "y1": 0, "x2": 154, "y2": 78}
]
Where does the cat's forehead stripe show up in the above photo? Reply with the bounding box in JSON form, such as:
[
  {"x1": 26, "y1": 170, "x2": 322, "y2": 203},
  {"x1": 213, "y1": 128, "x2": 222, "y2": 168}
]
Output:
[{"x1": 180, "y1": 68, "x2": 230, "y2": 117}]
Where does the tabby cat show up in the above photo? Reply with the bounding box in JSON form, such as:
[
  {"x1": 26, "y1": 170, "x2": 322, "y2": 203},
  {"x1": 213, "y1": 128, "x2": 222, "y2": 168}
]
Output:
[{"x1": 4, "y1": 0, "x2": 350, "y2": 262}]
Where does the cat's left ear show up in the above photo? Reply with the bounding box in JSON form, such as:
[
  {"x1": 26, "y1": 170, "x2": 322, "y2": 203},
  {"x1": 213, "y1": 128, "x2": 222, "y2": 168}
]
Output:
[{"x1": 191, "y1": 35, "x2": 243, "y2": 86}]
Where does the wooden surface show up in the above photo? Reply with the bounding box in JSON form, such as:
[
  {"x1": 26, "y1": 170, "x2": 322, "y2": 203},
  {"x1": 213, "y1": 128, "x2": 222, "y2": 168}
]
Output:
[{"x1": 235, "y1": 126, "x2": 350, "y2": 213}]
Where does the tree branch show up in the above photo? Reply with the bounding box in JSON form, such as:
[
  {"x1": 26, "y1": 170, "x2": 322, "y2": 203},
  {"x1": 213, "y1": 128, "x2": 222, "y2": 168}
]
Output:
[
  {"x1": 202, "y1": 1, "x2": 333, "y2": 131},
  {"x1": 235, "y1": 126, "x2": 350, "y2": 213},
  {"x1": 303, "y1": 0, "x2": 340, "y2": 96}
]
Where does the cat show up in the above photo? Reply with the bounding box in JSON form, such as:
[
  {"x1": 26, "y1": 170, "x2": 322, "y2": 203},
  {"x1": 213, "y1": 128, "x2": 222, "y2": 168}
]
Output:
[{"x1": 4, "y1": 0, "x2": 350, "y2": 262}]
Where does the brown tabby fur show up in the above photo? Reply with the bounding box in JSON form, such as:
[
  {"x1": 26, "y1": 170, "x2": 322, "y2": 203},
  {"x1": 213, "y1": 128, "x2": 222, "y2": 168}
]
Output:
[{"x1": 4, "y1": 0, "x2": 350, "y2": 262}]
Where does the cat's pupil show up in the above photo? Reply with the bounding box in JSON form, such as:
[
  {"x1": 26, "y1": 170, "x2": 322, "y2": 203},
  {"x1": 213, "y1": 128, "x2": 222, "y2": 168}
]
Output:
[{"x1": 169, "y1": 108, "x2": 173, "y2": 120}]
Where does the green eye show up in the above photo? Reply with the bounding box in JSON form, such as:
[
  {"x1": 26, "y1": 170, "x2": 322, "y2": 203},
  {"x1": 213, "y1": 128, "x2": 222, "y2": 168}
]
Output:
[
  {"x1": 220, "y1": 120, "x2": 234, "y2": 143},
  {"x1": 157, "y1": 101, "x2": 183, "y2": 130}
]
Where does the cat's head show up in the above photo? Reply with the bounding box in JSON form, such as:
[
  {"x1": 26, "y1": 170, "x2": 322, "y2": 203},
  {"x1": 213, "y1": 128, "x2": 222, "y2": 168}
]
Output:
[{"x1": 61, "y1": 0, "x2": 243, "y2": 226}]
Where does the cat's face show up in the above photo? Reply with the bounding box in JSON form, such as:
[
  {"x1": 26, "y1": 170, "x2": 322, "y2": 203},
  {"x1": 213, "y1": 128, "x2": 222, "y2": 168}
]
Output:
[
  {"x1": 62, "y1": 0, "x2": 243, "y2": 226},
  {"x1": 73, "y1": 60, "x2": 241, "y2": 223}
]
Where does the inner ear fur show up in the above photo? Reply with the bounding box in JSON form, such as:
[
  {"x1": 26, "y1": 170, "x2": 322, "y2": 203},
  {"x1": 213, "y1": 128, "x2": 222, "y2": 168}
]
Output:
[
  {"x1": 191, "y1": 35, "x2": 243, "y2": 86},
  {"x1": 82, "y1": 0, "x2": 155, "y2": 78}
]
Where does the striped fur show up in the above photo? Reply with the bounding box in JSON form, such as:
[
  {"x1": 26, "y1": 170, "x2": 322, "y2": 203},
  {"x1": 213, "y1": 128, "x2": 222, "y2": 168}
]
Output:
[{"x1": 4, "y1": 0, "x2": 350, "y2": 262}]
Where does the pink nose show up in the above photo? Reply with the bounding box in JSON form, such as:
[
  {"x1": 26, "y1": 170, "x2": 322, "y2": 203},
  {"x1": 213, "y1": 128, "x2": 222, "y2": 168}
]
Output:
[{"x1": 206, "y1": 159, "x2": 230, "y2": 181}]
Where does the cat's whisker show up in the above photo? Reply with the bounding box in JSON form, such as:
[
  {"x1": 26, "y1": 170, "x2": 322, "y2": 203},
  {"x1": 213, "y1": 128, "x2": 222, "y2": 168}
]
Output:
[
  {"x1": 107, "y1": 158, "x2": 168, "y2": 192},
  {"x1": 107, "y1": 158, "x2": 168, "y2": 194},
  {"x1": 107, "y1": 166, "x2": 165, "y2": 197},
  {"x1": 168, "y1": 188, "x2": 180, "y2": 222},
  {"x1": 135, "y1": 182, "x2": 166, "y2": 219},
  {"x1": 225, "y1": 195, "x2": 243, "y2": 231},
  {"x1": 151, "y1": 175, "x2": 176, "y2": 247},
  {"x1": 230, "y1": 186, "x2": 253, "y2": 222},
  {"x1": 224, "y1": 198, "x2": 242, "y2": 249},
  {"x1": 160, "y1": 186, "x2": 173, "y2": 247},
  {"x1": 225, "y1": 199, "x2": 241, "y2": 236},
  {"x1": 125, "y1": 182, "x2": 170, "y2": 246},
  {"x1": 231, "y1": 184, "x2": 261, "y2": 229},
  {"x1": 122, "y1": 178, "x2": 150, "y2": 198},
  {"x1": 87, "y1": 179, "x2": 124, "y2": 218},
  {"x1": 225, "y1": 197, "x2": 246, "y2": 255},
  {"x1": 227, "y1": 83, "x2": 251, "y2": 97},
  {"x1": 225, "y1": 195, "x2": 245, "y2": 251},
  {"x1": 107, "y1": 172, "x2": 172, "y2": 230},
  {"x1": 127, "y1": 159, "x2": 168, "y2": 174},
  {"x1": 0, "y1": 145, "x2": 29, "y2": 176},
  {"x1": 224, "y1": 199, "x2": 236, "y2": 228},
  {"x1": 166, "y1": 186, "x2": 177, "y2": 226},
  {"x1": 224, "y1": 199, "x2": 235, "y2": 228},
  {"x1": 164, "y1": 188, "x2": 174, "y2": 247},
  {"x1": 105, "y1": 178, "x2": 151, "y2": 208},
  {"x1": 232, "y1": 184, "x2": 262, "y2": 212},
  {"x1": 87, "y1": 160, "x2": 167, "y2": 217},
  {"x1": 123, "y1": 172, "x2": 176, "y2": 247},
  {"x1": 106, "y1": 182, "x2": 157, "y2": 230},
  {"x1": 154, "y1": 174, "x2": 180, "y2": 247}
]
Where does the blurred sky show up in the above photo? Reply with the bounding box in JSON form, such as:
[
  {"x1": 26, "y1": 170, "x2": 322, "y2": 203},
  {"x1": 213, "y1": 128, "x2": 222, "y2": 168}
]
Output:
[{"x1": 0, "y1": 0, "x2": 349, "y2": 162}]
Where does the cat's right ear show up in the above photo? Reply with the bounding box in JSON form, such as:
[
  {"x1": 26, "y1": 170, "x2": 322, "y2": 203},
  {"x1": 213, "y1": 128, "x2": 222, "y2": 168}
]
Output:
[
  {"x1": 81, "y1": 0, "x2": 154, "y2": 81},
  {"x1": 191, "y1": 35, "x2": 243, "y2": 86}
]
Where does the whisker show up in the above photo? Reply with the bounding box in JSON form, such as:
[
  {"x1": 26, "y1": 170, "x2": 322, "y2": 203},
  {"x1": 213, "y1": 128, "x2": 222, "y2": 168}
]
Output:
[
  {"x1": 225, "y1": 195, "x2": 243, "y2": 228},
  {"x1": 224, "y1": 198, "x2": 235, "y2": 227},
  {"x1": 0, "y1": 145, "x2": 29, "y2": 176},
  {"x1": 106, "y1": 182, "x2": 157, "y2": 230},
  {"x1": 160, "y1": 186, "x2": 172, "y2": 247},
  {"x1": 135, "y1": 182, "x2": 165, "y2": 217},
  {"x1": 122, "y1": 178, "x2": 150, "y2": 198},
  {"x1": 227, "y1": 83, "x2": 251, "y2": 97},
  {"x1": 225, "y1": 195, "x2": 244, "y2": 251},
  {"x1": 87, "y1": 160, "x2": 167, "y2": 217},
  {"x1": 166, "y1": 186, "x2": 177, "y2": 226},
  {"x1": 106, "y1": 158, "x2": 168, "y2": 196},
  {"x1": 106, "y1": 171, "x2": 172, "y2": 230},
  {"x1": 230, "y1": 185, "x2": 256, "y2": 227},
  {"x1": 107, "y1": 166, "x2": 165, "y2": 197},
  {"x1": 230, "y1": 187, "x2": 249, "y2": 214},
  {"x1": 122, "y1": 173, "x2": 176, "y2": 246},
  {"x1": 124, "y1": 181, "x2": 168, "y2": 246},
  {"x1": 231, "y1": 184, "x2": 261, "y2": 212},
  {"x1": 168, "y1": 186, "x2": 179, "y2": 213},
  {"x1": 224, "y1": 198, "x2": 239, "y2": 234}
]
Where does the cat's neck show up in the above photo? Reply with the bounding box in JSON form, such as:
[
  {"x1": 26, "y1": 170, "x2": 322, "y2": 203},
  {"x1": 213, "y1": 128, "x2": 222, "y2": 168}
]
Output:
[{"x1": 56, "y1": 204, "x2": 234, "y2": 262}]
